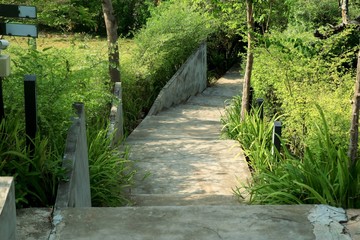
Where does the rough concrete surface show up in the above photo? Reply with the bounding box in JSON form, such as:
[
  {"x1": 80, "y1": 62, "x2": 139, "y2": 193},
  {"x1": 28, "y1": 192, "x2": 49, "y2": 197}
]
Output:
[
  {"x1": 49, "y1": 67, "x2": 359, "y2": 239},
  {"x1": 16, "y1": 208, "x2": 52, "y2": 240},
  {"x1": 54, "y1": 205, "x2": 317, "y2": 240},
  {"x1": 346, "y1": 209, "x2": 360, "y2": 240},
  {"x1": 148, "y1": 42, "x2": 207, "y2": 116},
  {"x1": 0, "y1": 177, "x2": 16, "y2": 240},
  {"x1": 126, "y1": 66, "x2": 250, "y2": 206},
  {"x1": 53, "y1": 205, "x2": 355, "y2": 240}
]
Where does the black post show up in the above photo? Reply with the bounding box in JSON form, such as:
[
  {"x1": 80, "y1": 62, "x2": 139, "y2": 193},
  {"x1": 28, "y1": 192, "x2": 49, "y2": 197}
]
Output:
[
  {"x1": 0, "y1": 77, "x2": 4, "y2": 120},
  {"x1": 256, "y1": 98, "x2": 264, "y2": 120},
  {"x1": 249, "y1": 86, "x2": 254, "y2": 110},
  {"x1": 24, "y1": 75, "x2": 37, "y2": 151},
  {"x1": 272, "y1": 121, "x2": 282, "y2": 155}
]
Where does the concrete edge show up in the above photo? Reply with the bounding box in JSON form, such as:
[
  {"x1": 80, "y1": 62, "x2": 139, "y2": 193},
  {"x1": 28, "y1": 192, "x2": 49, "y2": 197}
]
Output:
[
  {"x1": 148, "y1": 42, "x2": 207, "y2": 116},
  {"x1": 308, "y1": 204, "x2": 351, "y2": 239},
  {"x1": 0, "y1": 177, "x2": 16, "y2": 240}
]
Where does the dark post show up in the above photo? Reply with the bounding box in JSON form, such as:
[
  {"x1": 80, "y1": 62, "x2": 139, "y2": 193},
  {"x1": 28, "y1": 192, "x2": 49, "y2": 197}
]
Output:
[
  {"x1": 256, "y1": 98, "x2": 264, "y2": 120},
  {"x1": 272, "y1": 121, "x2": 282, "y2": 155},
  {"x1": 0, "y1": 77, "x2": 4, "y2": 120},
  {"x1": 249, "y1": 86, "x2": 254, "y2": 110},
  {"x1": 24, "y1": 75, "x2": 37, "y2": 151}
]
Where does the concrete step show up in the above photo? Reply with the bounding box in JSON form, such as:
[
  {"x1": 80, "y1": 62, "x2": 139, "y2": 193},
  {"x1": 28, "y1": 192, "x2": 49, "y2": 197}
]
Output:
[
  {"x1": 129, "y1": 193, "x2": 240, "y2": 206},
  {"x1": 52, "y1": 204, "x2": 352, "y2": 240},
  {"x1": 187, "y1": 94, "x2": 233, "y2": 108},
  {"x1": 126, "y1": 115, "x2": 223, "y2": 140},
  {"x1": 155, "y1": 104, "x2": 225, "y2": 121},
  {"x1": 127, "y1": 139, "x2": 250, "y2": 201}
]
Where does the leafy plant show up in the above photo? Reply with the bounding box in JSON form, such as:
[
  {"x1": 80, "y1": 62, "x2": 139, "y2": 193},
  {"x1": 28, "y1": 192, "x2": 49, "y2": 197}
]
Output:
[
  {"x1": 87, "y1": 123, "x2": 136, "y2": 207},
  {"x1": 230, "y1": 105, "x2": 360, "y2": 208},
  {"x1": 0, "y1": 117, "x2": 65, "y2": 207}
]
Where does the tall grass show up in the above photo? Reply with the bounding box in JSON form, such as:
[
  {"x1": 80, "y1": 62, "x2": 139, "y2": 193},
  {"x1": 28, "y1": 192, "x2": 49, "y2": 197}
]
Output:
[
  {"x1": 223, "y1": 96, "x2": 360, "y2": 208},
  {"x1": 87, "y1": 123, "x2": 136, "y2": 207},
  {"x1": 0, "y1": 117, "x2": 64, "y2": 207}
]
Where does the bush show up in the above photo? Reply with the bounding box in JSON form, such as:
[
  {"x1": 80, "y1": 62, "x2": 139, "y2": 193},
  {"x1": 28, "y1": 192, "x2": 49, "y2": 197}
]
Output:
[
  {"x1": 121, "y1": 0, "x2": 213, "y2": 131},
  {"x1": 1, "y1": 40, "x2": 134, "y2": 207},
  {"x1": 222, "y1": 97, "x2": 360, "y2": 208},
  {"x1": 250, "y1": 29, "x2": 355, "y2": 155}
]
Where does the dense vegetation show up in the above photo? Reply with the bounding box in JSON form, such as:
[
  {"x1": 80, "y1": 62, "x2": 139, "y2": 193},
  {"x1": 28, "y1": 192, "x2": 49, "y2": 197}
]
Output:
[
  {"x1": 2, "y1": 0, "x2": 360, "y2": 209},
  {"x1": 0, "y1": 0, "x2": 236, "y2": 207},
  {"x1": 222, "y1": 0, "x2": 360, "y2": 208}
]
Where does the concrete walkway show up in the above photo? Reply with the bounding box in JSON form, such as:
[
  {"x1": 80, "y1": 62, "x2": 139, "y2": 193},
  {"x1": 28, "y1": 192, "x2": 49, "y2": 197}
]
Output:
[
  {"x1": 47, "y1": 68, "x2": 358, "y2": 239},
  {"x1": 126, "y1": 67, "x2": 251, "y2": 206}
]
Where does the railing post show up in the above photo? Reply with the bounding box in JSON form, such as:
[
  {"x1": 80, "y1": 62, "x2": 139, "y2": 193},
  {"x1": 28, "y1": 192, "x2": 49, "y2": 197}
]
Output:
[
  {"x1": 0, "y1": 77, "x2": 4, "y2": 120},
  {"x1": 24, "y1": 74, "x2": 37, "y2": 151},
  {"x1": 256, "y1": 98, "x2": 264, "y2": 120},
  {"x1": 272, "y1": 121, "x2": 282, "y2": 155},
  {"x1": 109, "y1": 82, "x2": 124, "y2": 146},
  {"x1": 249, "y1": 86, "x2": 254, "y2": 110}
]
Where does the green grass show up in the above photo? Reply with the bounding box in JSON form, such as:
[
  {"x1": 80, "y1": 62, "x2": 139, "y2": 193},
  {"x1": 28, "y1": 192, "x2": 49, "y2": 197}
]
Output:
[
  {"x1": 223, "y1": 96, "x2": 360, "y2": 208},
  {"x1": 1, "y1": 35, "x2": 137, "y2": 207}
]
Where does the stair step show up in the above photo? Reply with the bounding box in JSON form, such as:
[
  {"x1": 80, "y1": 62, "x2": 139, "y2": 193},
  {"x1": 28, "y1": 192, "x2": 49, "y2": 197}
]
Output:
[
  {"x1": 129, "y1": 194, "x2": 241, "y2": 206},
  {"x1": 52, "y1": 205, "x2": 323, "y2": 240}
]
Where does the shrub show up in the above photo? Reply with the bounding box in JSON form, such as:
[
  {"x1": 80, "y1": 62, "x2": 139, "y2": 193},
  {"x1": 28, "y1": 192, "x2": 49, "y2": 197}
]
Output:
[{"x1": 121, "y1": 0, "x2": 214, "y2": 131}]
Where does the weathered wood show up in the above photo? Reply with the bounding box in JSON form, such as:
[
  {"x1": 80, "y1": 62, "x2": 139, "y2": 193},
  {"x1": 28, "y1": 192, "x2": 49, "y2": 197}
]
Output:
[
  {"x1": 348, "y1": 50, "x2": 360, "y2": 168},
  {"x1": 341, "y1": 0, "x2": 349, "y2": 24},
  {"x1": 241, "y1": 0, "x2": 255, "y2": 121},
  {"x1": 101, "y1": 0, "x2": 120, "y2": 84}
]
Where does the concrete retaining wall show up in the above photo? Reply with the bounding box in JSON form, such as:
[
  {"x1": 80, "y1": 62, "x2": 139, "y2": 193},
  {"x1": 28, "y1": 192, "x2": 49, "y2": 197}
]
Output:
[
  {"x1": 0, "y1": 177, "x2": 16, "y2": 240},
  {"x1": 147, "y1": 42, "x2": 207, "y2": 116},
  {"x1": 55, "y1": 103, "x2": 91, "y2": 209}
]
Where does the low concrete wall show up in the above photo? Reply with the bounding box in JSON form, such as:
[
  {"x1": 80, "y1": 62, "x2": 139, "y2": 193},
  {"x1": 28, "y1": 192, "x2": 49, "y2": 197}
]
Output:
[
  {"x1": 109, "y1": 82, "x2": 124, "y2": 146},
  {"x1": 147, "y1": 42, "x2": 207, "y2": 116},
  {"x1": 55, "y1": 103, "x2": 91, "y2": 208},
  {"x1": 0, "y1": 177, "x2": 16, "y2": 240}
]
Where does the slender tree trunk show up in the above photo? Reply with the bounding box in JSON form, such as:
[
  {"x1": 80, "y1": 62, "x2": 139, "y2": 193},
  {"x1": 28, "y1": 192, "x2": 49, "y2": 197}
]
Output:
[
  {"x1": 102, "y1": 0, "x2": 123, "y2": 143},
  {"x1": 241, "y1": 0, "x2": 255, "y2": 121},
  {"x1": 341, "y1": 0, "x2": 349, "y2": 24},
  {"x1": 101, "y1": 0, "x2": 120, "y2": 84},
  {"x1": 348, "y1": 50, "x2": 360, "y2": 168}
]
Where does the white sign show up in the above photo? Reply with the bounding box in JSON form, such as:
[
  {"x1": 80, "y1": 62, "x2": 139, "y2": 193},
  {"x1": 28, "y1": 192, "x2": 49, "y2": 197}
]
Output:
[
  {"x1": 18, "y1": 6, "x2": 37, "y2": 19},
  {"x1": 4, "y1": 23, "x2": 37, "y2": 38}
]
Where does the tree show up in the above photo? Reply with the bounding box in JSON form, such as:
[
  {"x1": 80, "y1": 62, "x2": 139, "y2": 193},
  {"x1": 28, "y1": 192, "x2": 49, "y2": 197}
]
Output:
[
  {"x1": 101, "y1": 0, "x2": 121, "y2": 84},
  {"x1": 240, "y1": 0, "x2": 255, "y2": 121},
  {"x1": 340, "y1": 0, "x2": 349, "y2": 24},
  {"x1": 101, "y1": 0, "x2": 123, "y2": 142},
  {"x1": 348, "y1": 50, "x2": 360, "y2": 168}
]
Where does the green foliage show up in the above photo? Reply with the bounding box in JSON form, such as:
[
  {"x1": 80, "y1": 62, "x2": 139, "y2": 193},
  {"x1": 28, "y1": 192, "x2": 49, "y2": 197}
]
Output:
[
  {"x1": 247, "y1": 108, "x2": 360, "y2": 208},
  {"x1": 286, "y1": 0, "x2": 341, "y2": 29},
  {"x1": 121, "y1": 0, "x2": 213, "y2": 131},
  {"x1": 0, "y1": 118, "x2": 65, "y2": 207},
  {"x1": 223, "y1": 98, "x2": 360, "y2": 208},
  {"x1": 222, "y1": 97, "x2": 280, "y2": 172},
  {"x1": 0, "y1": 0, "x2": 152, "y2": 36},
  {"x1": 251, "y1": 29, "x2": 355, "y2": 155},
  {"x1": 1, "y1": 39, "x2": 135, "y2": 207},
  {"x1": 87, "y1": 123, "x2": 136, "y2": 207}
]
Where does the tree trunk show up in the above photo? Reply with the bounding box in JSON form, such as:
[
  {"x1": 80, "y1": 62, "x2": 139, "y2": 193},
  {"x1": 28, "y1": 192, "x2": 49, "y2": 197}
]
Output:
[
  {"x1": 102, "y1": 0, "x2": 123, "y2": 142},
  {"x1": 241, "y1": 0, "x2": 255, "y2": 121},
  {"x1": 341, "y1": 0, "x2": 349, "y2": 24},
  {"x1": 348, "y1": 50, "x2": 360, "y2": 168},
  {"x1": 101, "y1": 0, "x2": 120, "y2": 84}
]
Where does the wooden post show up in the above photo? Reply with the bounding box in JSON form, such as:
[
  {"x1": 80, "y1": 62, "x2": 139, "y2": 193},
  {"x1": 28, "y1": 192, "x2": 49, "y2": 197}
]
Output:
[{"x1": 0, "y1": 77, "x2": 4, "y2": 120}]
